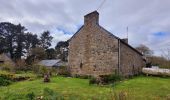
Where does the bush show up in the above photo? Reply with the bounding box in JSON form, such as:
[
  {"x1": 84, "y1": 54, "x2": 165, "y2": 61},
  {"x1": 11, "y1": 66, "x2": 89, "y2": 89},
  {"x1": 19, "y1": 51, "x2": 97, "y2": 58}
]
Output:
[
  {"x1": 89, "y1": 77, "x2": 98, "y2": 84},
  {"x1": 56, "y1": 66, "x2": 70, "y2": 77},
  {"x1": 0, "y1": 71, "x2": 13, "y2": 86},
  {"x1": 0, "y1": 71, "x2": 14, "y2": 80},
  {"x1": 32, "y1": 65, "x2": 49, "y2": 77},
  {"x1": 0, "y1": 63, "x2": 15, "y2": 72},
  {"x1": 0, "y1": 71, "x2": 31, "y2": 83},
  {"x1": 0, "y1": 77, "x2": 12, "y2": 86},
  {"x1": 89, "y1": 74, "x2": 123, "y2": 85},
  {"x1": 12, "y1": 75, "x2": 30, "y2": 81},
  {"x1": 15, "y1": 60, "x2": 27, "y2": 71},
  {"x1": 74, "y1": 74, "x2": 92, "y2": 79}
]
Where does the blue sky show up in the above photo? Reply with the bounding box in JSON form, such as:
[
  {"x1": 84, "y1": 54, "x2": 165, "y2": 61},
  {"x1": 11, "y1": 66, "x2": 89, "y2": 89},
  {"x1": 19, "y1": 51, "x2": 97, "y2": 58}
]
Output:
[
  {"x1": 154, "y1": 32, "x2": 166, "y2": 37},
  {"x1": 0, "y1": 0, "x2": 170, "y2": 56}
]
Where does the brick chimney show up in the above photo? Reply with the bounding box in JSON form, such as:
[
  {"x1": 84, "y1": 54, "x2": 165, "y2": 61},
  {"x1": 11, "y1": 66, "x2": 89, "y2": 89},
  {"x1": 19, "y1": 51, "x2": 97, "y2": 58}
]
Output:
[{"x1": 84, "y1": 11, "x2": 99, "y2": 26}]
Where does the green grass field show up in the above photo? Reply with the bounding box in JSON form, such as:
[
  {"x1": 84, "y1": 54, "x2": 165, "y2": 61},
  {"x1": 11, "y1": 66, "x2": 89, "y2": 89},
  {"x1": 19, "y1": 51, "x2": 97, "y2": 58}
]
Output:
[{"x1": 0, "y1": 76, "x2": 170, "y2": 100}]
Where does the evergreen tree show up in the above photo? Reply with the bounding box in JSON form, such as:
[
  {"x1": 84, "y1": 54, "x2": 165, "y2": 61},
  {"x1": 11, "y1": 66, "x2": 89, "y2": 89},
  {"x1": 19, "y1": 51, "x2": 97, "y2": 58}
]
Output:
[{"x1": 40, "y1": 31, "x2": 53, "y2": 49}]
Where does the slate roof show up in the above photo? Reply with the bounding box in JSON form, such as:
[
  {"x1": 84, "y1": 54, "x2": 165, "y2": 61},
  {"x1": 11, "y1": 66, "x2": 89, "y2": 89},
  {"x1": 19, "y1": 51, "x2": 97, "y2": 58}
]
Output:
[{"x1": 38, "y1": 59, "x2": 61, "y2": 67}]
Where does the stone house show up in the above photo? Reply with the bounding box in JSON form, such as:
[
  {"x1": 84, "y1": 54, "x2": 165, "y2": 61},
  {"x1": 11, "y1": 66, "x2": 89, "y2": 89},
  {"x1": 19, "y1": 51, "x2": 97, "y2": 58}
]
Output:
[{"x1": 68, "y1": 11, "x2": 145, "y2": 77}]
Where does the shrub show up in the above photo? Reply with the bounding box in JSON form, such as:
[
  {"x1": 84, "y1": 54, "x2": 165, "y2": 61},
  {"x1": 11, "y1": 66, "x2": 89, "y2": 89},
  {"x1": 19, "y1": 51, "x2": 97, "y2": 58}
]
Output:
[
  {"x1": 89, "y1": 77, "x2": 98, "y2": 84},
  {"x1": 39, "y1": 65, "x2": 48, "y2": 76},
  {"x1": 89, "y1": 74, "x2": 123, "y2": 85},
  {"x1": 56, "y1": 66, "x2": 70, "y2": 77},
  {"x1": 0, "y1": 71, "x2": 14, "y2": 80},
  {"x1": 74, "y1": 74, "x2": 91, "y2": 79},
  {"x1": 0, "y1": 62, "x2": 15, "y2": 72},
  {"x1": 32, "y1": 65, "x2": 49, "y2": 77},
  {"x1": 0, "y1": 77, "x2": 12, "y2": 86},
  {"x1": 15, "y1": 59, "x2": 27, "y2": 71},
  {"x1": 32, "y1": 64, "x2": 56, "y2": 77},
  {"x1": 0, "y1": 71, "x2": 13, "y2": 86},
  {"x1": 12, "y1": 75, "x2": 30, "y2": 81},
  {"x1": 0, "y1": 71, "x2": 31, "y2": 83}
]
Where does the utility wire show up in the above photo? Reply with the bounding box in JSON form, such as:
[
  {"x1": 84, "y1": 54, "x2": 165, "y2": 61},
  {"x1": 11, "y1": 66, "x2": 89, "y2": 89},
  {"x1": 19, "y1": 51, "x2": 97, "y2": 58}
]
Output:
[
  {"x1": 97, "y1": 0, "x2": 107, "y2": 11},
  {"x1": 127, "y1": 27, "x2": 129, "y2": 39}
]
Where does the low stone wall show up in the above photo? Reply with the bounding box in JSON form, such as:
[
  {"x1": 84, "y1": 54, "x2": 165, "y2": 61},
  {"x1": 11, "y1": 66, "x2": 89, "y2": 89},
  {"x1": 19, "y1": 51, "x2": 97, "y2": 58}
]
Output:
[{"x1": 142, "y1": 68, "x2": 170, "y2": 76}]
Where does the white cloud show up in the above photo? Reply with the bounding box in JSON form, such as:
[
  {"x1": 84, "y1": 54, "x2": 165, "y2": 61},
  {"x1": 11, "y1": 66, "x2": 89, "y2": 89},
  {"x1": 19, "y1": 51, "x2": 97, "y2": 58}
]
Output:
[
  {"x1": 0, "y1": 0, "x2": 170, "y2": 56},
  {"x1": 50, "y1": 29, "x2": 72, "y2": 48}
]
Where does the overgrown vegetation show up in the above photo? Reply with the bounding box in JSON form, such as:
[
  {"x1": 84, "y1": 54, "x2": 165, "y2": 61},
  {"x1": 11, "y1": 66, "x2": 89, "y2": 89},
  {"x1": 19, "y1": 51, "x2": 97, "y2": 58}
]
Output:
[
  {"x1": 0, "y1": 77, "x2": 12, "y2": 86},
  {"x1": 0, "y1": 71, "x2": 36, "y2": 86},
  {"x1": 56, "y1": 66, "x2": 70, "y2": 77}
]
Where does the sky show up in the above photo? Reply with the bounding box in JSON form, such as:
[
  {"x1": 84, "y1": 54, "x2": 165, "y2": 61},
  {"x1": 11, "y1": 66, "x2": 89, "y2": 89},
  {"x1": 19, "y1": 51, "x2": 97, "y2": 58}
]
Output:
[{"x1": 0, "y1": 0, "x2": 170, "y2": 56}]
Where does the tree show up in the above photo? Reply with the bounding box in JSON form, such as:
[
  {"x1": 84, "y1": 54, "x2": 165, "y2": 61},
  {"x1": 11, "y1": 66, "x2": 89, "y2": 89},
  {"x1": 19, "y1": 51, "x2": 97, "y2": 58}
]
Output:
[
  {"x1": 55, "y1": 41, "x2": 69, "y2": 61},
  {"x1": 25, "y1": 32, "x2": 39, "y2": 56},
  {"x1": 40, "y1": 31, "x2": 53, "y2": 49},
  {"x1": 13, "y1": 24, "x2": 27, "y2": 60},
  {"x1": 0, "y1": 22, "x2": 18, "y2": 58},
  {"x1": 160, "y1": 48, "x2": 170, "y2": 68},
  {"x1": 0, "y1": 36, "x2": 6, "y2": 53},
  {"x1": 55, "y1": 41, "x2": 69, "y2": 49},
  {"x1": 147, "y1": 56, "x2": 170, "y2": 69},
  {"x1": 46, "y1": 48, "x2": 56, "y2": 59},
  {"x1": 0, "y1": 22, "x2": 31, "y2": 60},
  {"x1": 135, "y1": 44, "x2": 153, "y2": 57},
  {"x1": 31, "y1": 47, "x2": 46, "y2": 60},
  {"x1": 0, "y1": 22, "x2": 42, "y2": 60}
]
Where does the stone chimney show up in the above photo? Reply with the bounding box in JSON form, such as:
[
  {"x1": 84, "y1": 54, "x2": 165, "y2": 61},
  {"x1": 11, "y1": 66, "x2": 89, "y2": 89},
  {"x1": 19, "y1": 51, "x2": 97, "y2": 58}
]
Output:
[
  {"x1": 84, "y1": 11, "x2": 99, "y2": 26},
  {"x1": 121, "y1": 38, "x2": 128, "y2": 44}
]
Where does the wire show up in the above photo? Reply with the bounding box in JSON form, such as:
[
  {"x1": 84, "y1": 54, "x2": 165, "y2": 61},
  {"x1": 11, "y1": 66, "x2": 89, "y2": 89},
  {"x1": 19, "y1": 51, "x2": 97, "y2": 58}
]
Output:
[
  {"x1": 97, "y1": 0, "x2": 107, "y2": 11},
  {"x1": 127, "y1": 27, "x2": 129, "y2": 39}
]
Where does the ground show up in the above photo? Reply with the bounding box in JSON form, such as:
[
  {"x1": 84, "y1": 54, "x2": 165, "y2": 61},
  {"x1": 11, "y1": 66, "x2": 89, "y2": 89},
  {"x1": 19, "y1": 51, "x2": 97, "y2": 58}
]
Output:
[{"x1": 0, "y1": 75, "x2": 170, "y2": 100}]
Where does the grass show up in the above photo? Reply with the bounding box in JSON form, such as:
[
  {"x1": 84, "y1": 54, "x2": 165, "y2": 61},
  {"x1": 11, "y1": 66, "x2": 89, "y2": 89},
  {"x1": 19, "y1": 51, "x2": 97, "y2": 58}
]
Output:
[
  {"x1": 113, "y1": 76, "x2": 170, "y2": 100},
  {"x1": 0, "y1": 75, "x2": 170, "y2": 100}
]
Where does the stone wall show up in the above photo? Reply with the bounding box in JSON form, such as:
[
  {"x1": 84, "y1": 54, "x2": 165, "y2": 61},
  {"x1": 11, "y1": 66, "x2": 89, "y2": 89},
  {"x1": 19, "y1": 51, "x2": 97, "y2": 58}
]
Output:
[
  {"x1": 68, "y1": 24, "x2": 119, "y2": 76},
  {"x1": 119, "y1": 42, "x2": 145, "y2": 76}
]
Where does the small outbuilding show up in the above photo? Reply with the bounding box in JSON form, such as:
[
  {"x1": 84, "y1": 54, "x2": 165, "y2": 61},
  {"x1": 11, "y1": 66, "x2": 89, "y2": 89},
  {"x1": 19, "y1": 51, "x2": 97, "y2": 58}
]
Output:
[
  {"x1": 38, "y1": 59, "x2": 67, "y2": 67},
  {"x1": 0, "y1": 53, "x2": 15, "y2": 67}
]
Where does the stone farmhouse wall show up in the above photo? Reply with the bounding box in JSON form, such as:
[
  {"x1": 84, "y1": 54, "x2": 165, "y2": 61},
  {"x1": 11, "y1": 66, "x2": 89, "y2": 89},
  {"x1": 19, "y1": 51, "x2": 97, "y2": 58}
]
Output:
[
  {"x1": 119, "y1": 42, "x2": 144, "y2": 76},
  {"x1": 68, "y1": 25, "x2": 119, "y2": 76}
]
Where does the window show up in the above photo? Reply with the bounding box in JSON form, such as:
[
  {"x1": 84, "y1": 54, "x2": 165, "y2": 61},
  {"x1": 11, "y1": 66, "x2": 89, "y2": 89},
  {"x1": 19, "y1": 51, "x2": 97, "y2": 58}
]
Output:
[
  {"x1": 0, "y1": 61, "x2": 4, "y2": 64},
  {"x1": 80, "y1": 63, "x2": 83, "y2": 69}
]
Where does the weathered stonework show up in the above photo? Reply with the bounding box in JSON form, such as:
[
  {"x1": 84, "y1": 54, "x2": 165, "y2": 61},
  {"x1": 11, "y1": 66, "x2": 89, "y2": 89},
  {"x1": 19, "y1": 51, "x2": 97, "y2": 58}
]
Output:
[
  {"x1": 119, "y1": 42, "x2": 144, "y2": 76},
  {"x1": 68, "y1": 11, "x2": 145, "y2": 77}
]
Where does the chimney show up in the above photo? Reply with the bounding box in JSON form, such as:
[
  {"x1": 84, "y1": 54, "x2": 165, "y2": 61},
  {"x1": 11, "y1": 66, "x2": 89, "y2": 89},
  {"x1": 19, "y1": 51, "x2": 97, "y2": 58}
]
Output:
[
  {"x1": 84, "y1": 11, "x2": 99, "y2": 26},
  {"x1": 121, "y1": 38, "x2": 128, "y2": 44}
]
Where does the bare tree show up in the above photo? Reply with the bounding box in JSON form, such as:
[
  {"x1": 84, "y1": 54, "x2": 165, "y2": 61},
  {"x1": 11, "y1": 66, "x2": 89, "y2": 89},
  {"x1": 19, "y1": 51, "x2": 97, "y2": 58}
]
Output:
[
  {"x1": 135, "y1": 44, "x2": 153, "y2": 57},
  {"x1": 161, "y1": 48, "x2": 170, "y2": 67}
]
